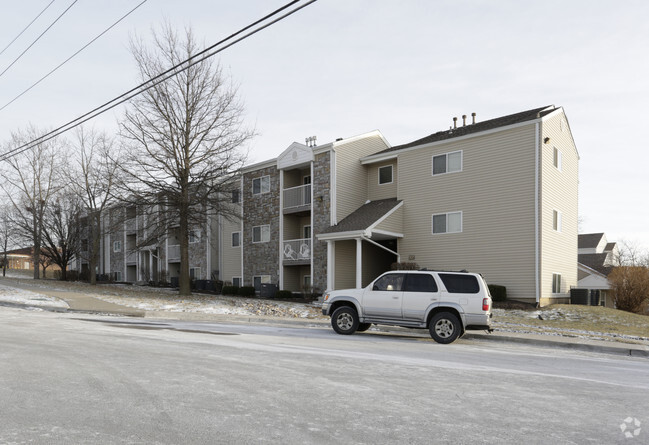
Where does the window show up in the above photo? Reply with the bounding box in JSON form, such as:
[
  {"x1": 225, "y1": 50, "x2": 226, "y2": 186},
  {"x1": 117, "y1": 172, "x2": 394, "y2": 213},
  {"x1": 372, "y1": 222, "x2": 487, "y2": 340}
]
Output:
[
  {"x1": 252, "y1": 176, "x2": 270, "y2": 195},
  {"x1": 372, "y1": 273, "x2": 405, "y2": 291},
  {"x1": 232, "y1": 277, "x2": 242, "y2": 287},
  {"x1": 303, "y1": 275, "x2": 311, "y2": 289},
  {"x1": 113, "y1": 240, "x2": 122, "y2": 252},
  {"x1": 81, "y1": 239, "x2": 88, "y2": 252},
  {"x1": 303, "y1": 175, "x2": 311, "y2": 185},
  {"x1": 378, "y1": 165, "x2": 393, "y2": 185},
  {"x1": 303, "y1": 225, "x2": 311, "y2": 240},
  {"x1": 232, "y1": 231, "x2": 241, "y2": 247},
  {"x1": 553, "y1": 147, "x2": 562, "y2": 171},
  {"x1": 114, "y1": 271, "x2": 122, "y2": 282},
  {"x1": 190, "y1": 267, "x2": 201, "y2": 280},
  {"x1": 404, "y1": 274, "x2": 438, "y2": 292},
  {"x1": 552, "y1": 273, "x2": 562, "y2": 294},
  {"x1": 439, "y1": 274, "x2": 480, "y2": 294},
  {"x1": 553, "y1": 210, "x2": 562, "y2": 232},
  {"x1": 231, "y1": 189, "x2": 241, "y2": 203},
  {"x1": 432, "y1": 151, "x2": 462, "y2": 175},
  {"x1": 252, "y1": 225, "x2": 270, "y2": 243},
  {"x1": 189, "y1": 230, "x2": 200, "y2": 243},
  {"x1": 432, "y1": 211, "x2": 462, "y2": 234},
  {"x1": 253, "y1": 275, "x2": 271, "y2": 291}
]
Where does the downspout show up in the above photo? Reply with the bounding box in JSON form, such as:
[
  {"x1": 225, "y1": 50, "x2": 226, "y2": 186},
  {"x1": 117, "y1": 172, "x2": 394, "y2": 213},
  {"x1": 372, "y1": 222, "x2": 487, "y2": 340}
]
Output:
[{"x1": 535, "y1": 122, "x2": 540, "y2": 306}]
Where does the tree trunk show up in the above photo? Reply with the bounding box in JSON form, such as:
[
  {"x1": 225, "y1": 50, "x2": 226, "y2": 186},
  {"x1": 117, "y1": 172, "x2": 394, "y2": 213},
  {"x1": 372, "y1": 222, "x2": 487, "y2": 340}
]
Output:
[
  {"x1": 89, "y1": 212, "x2": 100, "y2": 285},
  {"x1": 32, "y1": 210, "x2": 40, "y2": 280},
  {"x1": 178, "y1": 205, "x2": 191, "y2": 296}
]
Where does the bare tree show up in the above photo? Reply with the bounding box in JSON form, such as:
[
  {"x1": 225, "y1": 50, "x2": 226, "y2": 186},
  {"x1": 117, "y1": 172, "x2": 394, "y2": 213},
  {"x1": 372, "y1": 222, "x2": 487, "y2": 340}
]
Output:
[
  {"x1": 67, "y1": 127, "x2": 120, "y2": 284},
  {"x1": 41, "y1": 192, "x2": 82, "y2": 280},
  {"x1": 0, "y1": 205, "x2": 16, "y2": 277},
  {"x1": 118, "y1": 25, "x2": 252, "y2": 295},
  {"x1": 1, "y1": 127, "x2": 62, "y2": 279},
  {"x1": 611, "y1": 239, "x2": 649, "y2": 267}
]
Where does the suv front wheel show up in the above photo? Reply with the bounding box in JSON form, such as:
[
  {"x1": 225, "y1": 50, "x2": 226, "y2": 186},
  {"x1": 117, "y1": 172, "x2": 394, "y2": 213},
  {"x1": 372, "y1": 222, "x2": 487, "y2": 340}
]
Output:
[
  {"x1": 331, "y1": 306, "x2": 359, "y2": 335},
  {"x1": 429, "y1": 312, "x2": 461, "y2": 344}
]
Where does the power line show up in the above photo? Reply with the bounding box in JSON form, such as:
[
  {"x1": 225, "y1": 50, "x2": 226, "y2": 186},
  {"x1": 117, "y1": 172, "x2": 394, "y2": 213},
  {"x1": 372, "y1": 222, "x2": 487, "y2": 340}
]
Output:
[
  {"x1": 0, "y1": 0, "x2": 318, "y2": 163},
  {"x1": 0, "y1": 0, "x2": 79, "y2": 79},
  {"x1": 0, "y1": 0, "x2": 148, "y2": 113},
  {"x1": 0, "y1": 0, "x2": 56, "y2": 57}
]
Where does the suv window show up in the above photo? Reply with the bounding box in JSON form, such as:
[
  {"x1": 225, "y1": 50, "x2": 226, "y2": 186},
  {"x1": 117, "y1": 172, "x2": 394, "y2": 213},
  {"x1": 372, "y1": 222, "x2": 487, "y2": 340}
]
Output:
[
  {"x1": 439, "y1": 273, "x2": 480, "y2": 294},
  {"x1": 372, "y1": 273, "x2": 405, "y2": 291},
  {"x1": 404, "y1": 274, "x2": 438, "y2": 292}
]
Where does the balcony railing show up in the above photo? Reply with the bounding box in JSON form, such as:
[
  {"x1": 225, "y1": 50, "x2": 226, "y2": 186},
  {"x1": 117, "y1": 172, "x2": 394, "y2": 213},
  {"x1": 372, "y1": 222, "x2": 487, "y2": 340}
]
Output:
[
  {"x1": 283, "y1": 238, "x2": 311, "y2": 262},
  {"x1": 283, "y1": 184, "x2": 311, "y2": 210},
  {"x1": 125, "y1": 251, "x2": 137, "y2": 264},
  {"x1": 168, "y1": 244, "x2": 180, "y2": 262}
]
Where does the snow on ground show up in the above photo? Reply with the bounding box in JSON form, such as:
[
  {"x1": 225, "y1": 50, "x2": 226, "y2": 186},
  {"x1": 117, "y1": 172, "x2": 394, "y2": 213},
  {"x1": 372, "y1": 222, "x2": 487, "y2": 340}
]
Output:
[{"x1": 0, "y1": 284, "x2": 69, "y2": 309}]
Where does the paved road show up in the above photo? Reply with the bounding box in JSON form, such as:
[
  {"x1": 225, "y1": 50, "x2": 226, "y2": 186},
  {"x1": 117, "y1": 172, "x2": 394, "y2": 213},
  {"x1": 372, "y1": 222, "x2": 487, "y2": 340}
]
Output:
[{"x1": 1, "y1": 307, "x2": 647, "y2": 444}]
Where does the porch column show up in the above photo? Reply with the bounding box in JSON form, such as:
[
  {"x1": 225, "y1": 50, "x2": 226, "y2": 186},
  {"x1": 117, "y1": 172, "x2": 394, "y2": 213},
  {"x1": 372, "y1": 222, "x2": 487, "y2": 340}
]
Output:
[
  {"x1": 356, "y1": 238, "x2": 362, "y2": 289},
  {"x1": 326, "y1": 240, "x2": 334, "y2": 291}
]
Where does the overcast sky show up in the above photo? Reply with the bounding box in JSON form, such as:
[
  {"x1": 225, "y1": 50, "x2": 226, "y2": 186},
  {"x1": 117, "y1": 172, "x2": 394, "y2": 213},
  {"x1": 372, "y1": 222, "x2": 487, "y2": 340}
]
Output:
[{"x1": 1, "y1": 0, "x2": 648, "y2": 249}]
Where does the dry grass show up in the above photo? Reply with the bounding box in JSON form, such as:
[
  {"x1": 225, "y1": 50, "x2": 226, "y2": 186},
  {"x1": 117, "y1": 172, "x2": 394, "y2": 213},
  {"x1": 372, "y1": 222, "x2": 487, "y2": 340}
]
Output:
[{"x1": 493, "y1": 304, "x2": 649, "y2": 344}]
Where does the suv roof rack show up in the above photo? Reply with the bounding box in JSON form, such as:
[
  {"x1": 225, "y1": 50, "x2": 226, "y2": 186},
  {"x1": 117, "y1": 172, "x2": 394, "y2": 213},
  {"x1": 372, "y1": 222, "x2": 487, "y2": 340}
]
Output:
[{"x1": 419, "y1": 268, "x2": 469, "y2": 273}]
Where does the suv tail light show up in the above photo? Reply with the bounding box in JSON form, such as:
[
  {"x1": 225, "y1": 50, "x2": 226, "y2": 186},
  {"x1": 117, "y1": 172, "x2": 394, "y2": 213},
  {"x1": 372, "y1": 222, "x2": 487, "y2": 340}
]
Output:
[{"x1": 482, "y1": 298, "x2": 490, "y2": 311}]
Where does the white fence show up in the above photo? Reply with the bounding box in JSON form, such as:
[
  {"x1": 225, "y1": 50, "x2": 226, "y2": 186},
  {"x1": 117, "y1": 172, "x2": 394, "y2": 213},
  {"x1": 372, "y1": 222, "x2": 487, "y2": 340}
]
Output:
[{"x1": 283, "y1": 238, "x2": 311, "y2": 261}]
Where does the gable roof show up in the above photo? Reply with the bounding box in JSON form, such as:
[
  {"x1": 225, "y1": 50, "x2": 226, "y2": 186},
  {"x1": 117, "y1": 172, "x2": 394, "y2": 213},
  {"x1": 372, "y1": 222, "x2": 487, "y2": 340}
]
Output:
[
  {"x1": 578, "y1": 253, "x2": 613, "y2": 276},
  {"x1": 320, "y1": 198, "x2": 402, "y2": 235},
  {"x1": 578, "y1": 233, "x2": 605, "y2": 249},
  {"x1": 375, "y1": 105, "x2": 556, "y2": 155}
]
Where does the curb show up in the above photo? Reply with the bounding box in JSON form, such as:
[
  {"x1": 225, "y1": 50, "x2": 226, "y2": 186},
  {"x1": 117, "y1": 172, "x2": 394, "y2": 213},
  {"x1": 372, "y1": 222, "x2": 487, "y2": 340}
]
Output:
[{"x1": 464, "y1": 332, "x2": 649, "y2": 358}]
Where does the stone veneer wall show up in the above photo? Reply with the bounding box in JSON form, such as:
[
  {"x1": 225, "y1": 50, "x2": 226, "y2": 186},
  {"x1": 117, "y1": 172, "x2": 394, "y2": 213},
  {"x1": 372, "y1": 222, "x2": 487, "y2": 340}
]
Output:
[
  {"x1": 243, "y1": 165, "x2": 280, "y2": 286},
  {"x1": 312, "y1": 152, "x2": 331, "y2": 293}
]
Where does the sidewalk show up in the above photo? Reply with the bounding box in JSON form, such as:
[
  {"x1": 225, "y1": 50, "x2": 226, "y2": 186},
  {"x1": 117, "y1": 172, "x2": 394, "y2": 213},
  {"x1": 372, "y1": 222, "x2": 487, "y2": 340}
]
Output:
[{"x1": 1, "y1": 278, "x2": 648, "y2": 358}]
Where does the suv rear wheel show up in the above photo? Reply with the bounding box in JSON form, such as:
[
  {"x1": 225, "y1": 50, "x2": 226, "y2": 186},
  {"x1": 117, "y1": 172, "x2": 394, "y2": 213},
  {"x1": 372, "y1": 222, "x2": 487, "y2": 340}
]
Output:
[
  {"x1": 331, "y1": 306, "x2": 359, "y2": 335},
  {"x1": 429, "y1": 312, "x2": 461, "y2": 344}
]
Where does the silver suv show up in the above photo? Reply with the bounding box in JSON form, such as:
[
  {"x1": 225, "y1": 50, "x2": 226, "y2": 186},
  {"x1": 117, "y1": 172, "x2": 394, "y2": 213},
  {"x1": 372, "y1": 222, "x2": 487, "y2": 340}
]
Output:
[{"x1": 321, "y1": 270, "x2": 493, "y2": 344}]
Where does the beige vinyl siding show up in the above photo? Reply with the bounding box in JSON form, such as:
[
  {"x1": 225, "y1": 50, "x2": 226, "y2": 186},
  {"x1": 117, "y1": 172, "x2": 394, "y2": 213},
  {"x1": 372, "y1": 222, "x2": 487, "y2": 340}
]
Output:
[
  {"x1": 334, "y1": 240, "x2": 356, "y2": 289},
  {"x1": 335, "y1": 134, "x2": 390, "y2": 222},
  {"x1": 374, "y1": 206, "x2": 403, "y2": 234},
  {"x1": 539, "y1": 111, "x2": 579, "y2": 304},
  {"x1": 367, "y1": 161, "x2": 397, "y2": 201},
  {"x1": 397, "y1": 124, "x2": 538, "y2": 301},
  {"x1": 220, "y1": 212, "x2": 242, "y2": 285},
  {"x1": 283, "y1": 269, "x2": 300, "y2": 292}
]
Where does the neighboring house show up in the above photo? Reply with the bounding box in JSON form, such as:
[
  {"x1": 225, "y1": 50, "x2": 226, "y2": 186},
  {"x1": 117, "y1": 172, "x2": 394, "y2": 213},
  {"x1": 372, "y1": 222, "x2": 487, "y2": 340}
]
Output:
[
  {"x1": 576, "y1": 232, "x2": 617, "y2": 307},
  {"x1": 72, "y1": 105, "x2": 580, "y2": 306},
  {"x1": 222, "y1": 105, "x2": 579, "y2": 306},
  {"x1": 0, "y1": 247, "x2": 33, "y2": 270}
]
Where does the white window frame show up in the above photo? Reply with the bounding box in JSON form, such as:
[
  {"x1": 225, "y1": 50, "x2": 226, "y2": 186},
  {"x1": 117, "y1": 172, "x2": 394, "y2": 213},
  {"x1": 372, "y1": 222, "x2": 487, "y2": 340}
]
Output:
[
  {"x1": 190, "y1": 267, "x2": 201, "y2": 280},
  {"x1": 553, "y1": 147, "x2": 562, "y2": 172},
  {"x1": 231, "y1": 189, "x2": 241, "y2": 203},
  {"x1": 232, "y1": 277, "x2": 242, "y2": 287},
  {"x1": 432, "y1": 211, "x2": 463, "y2": 235},
  {"x1": 378, "y1": 164, "x2": 394, "y2": 185},
  {"x1": 303, "y1": 225, "x2": 311, "y2": 240},
  {"x1": 114, "y1": 271, "x2": 122, "y2": 282},
  {"x1": 252, "y1": 175, "x2": 270, "y2": 195},
  {"x1": 189, "y1": 229, "x2": 200, "y2": 244},
  {"x1": 252, "y1": 224, "x2": 270, "y2": 243},
  {"x1": 113, "y1": 240, "x2": 122, "y2": 252},
  {"x1": 553, "y1": 210, "x2": 562, "y2": 232},
  {"x1": 552, "y1": 273, "x2": 562, "y2": 294},
  {"x1": 432, "y1": 150, "x2": 462, "y2": 176},
  {"x1": 232, "y1": 231, "x2": 241, "y2": 248}
]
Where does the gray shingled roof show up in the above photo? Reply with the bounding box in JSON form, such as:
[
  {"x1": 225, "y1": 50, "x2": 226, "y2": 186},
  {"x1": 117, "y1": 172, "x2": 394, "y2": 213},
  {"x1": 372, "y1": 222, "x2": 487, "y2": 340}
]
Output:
[
  {"x1": 578, "y1": 233, "x2": 605, "y2": 249},
  {"x1": 321, "y1": 198, "x2": 401, "y2": 234},
  {"x1": 578, "y1": 253, "x2": 613, "y2": 276},
  {"x1": 374, "y1": 106, "x2": 556, "y2": 155}
]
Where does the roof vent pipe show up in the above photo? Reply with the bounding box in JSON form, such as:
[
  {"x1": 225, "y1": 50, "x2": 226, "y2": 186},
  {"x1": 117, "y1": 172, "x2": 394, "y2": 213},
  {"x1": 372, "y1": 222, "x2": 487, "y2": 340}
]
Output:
[
  {"x1": 471, "y1": 112, "x2": 476, "y2": 124},
  {"x1": 462, "y1": 115, "x2": 467, "y2": 126},
  {"x1": 453, "y1": 117, "x2": 457, "y2": 129}
]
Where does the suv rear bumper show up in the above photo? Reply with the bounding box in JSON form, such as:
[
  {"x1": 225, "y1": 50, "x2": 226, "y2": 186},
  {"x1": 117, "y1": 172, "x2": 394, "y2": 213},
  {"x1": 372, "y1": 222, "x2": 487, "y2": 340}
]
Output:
[{"x1": 464, "y1": 313, "x2": 492, "y2": 330}]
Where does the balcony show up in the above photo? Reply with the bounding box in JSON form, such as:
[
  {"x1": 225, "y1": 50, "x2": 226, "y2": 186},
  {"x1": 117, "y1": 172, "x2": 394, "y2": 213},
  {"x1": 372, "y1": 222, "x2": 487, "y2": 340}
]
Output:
[
  {"x1": 283, "y1": 238, "x2": 311, "y2": 265},
  {"x1": 168, "y1": 244, "x2": 180, "y2": 262},
  {"x1": 283, "y1": 184, "x2": 311, "y2": 214},
  {"x1": 126, "y1": 251, "x2": 137, "y2": 264}
]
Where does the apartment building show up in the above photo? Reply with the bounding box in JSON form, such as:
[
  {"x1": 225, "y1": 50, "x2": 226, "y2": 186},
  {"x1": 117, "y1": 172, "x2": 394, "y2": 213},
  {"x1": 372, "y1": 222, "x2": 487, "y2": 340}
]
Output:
[
  {"x1": 222, "y1": 105, "x2": 578, "y2": 305},
  {"x1": 76, "y1": 105, "x2": 579, "y2": 306}
]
